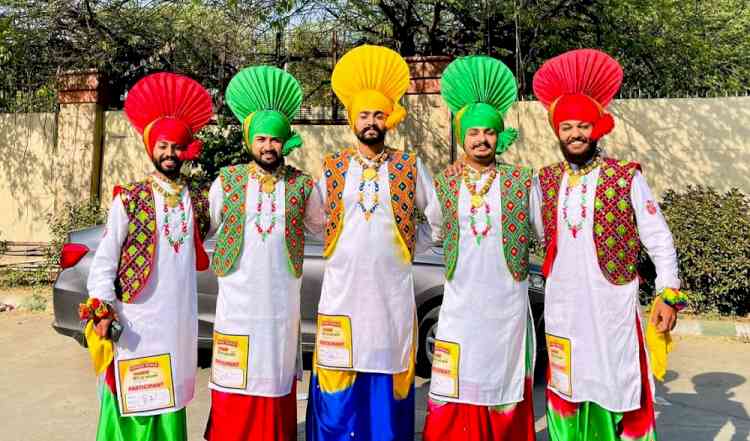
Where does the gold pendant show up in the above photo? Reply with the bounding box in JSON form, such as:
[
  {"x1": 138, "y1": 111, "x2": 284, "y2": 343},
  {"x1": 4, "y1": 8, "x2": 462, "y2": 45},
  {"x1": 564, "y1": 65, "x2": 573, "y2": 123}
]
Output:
[
  {"x1": 167, "y1": 194, "x2": 180, "y2": 208},
  {"x1": 261, "y1": 179, "x2": 276, "y2": 194},
  {"x1": 568, "y1": 174, "x2": 580, "y2": 187},
  {"x1": 471, "y1": 194, "x2": 484, "y2": 208},
  {"x1": 363, "y1": 168, "x2": 378, "y2": 181}
]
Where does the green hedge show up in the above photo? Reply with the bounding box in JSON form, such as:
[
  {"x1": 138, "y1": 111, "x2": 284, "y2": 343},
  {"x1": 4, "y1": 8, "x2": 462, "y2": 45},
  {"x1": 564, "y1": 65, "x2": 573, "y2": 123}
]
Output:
[{"x1": 640, "y1": 186, "x2": 750, "y2": 316}]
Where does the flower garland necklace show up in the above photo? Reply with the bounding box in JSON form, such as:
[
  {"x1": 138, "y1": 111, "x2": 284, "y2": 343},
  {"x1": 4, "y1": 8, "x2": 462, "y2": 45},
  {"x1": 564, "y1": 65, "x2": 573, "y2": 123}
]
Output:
[
  {"x1": 562, "y1": 173, "x2": 588, "y2": 238},
  {"x1": 353, "y1": 149, "x2": 389, "y2": 221},
  {"x1": 463, "y1": 166, "x2": 497, "y2": 245},
  {"x1": 149, "y1": 174, "x2": 188, "y2": 253},
  {"x1": 249, "y1": 163, "x2": 284, "y2": 241}
]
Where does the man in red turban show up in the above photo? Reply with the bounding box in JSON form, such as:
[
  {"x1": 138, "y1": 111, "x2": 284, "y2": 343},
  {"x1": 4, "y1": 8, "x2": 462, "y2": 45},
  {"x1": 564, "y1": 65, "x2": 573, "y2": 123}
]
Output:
[
  {"x1": 532, "y1": 49, "x2": 685, "y2": 441},
  {"x1": 85, "y1": 72, "x2": 213, "y2": 441}
]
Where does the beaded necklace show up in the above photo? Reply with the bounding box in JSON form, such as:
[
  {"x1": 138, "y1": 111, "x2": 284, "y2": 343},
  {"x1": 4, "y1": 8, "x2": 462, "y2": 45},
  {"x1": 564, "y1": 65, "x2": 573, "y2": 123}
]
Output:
[
  {"x1": 463, "y1": 166, "x2": 497, "y2": 245},
  {"x1": 249, "y1": 163, "x2": 283, "y2": 240},
  {"x1": 353, "y1": 149, "x2": 388, "y2": 221},
  {"x1": 563, "y1": 155, "x2": 601, "y2": 187},
  {"x1": 149, "y1": 174, "x2": 188, "y2": 252}
]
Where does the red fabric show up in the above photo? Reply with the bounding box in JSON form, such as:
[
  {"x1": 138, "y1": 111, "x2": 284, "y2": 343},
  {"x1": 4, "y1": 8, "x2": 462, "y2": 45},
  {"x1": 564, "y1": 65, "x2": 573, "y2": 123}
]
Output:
[
  {"x1": 204, "y1": 385, "x2": 297, "y2": 441},
  {"x1": 145, "y1": 118, "x2": 192, "y2": 157},
  {"x1": 423, "y1": 378, "x2": 535, "y2": 441},
  {"x1": 532, "y1": 49, "x2": 623, "y2": 110},
  {"x1": 542, "y1": 233, "x2": 557, "y2": 278},
  {"x1": 193, "y1": 223, "x2": 209, "y2": 271},
  {"x1": 620, "y1": 314, "x2": 656, "y2": 437},
  {"x1": 552, "y1": 94, "x2": 601, "y2": 129},
  {"x1": 533, "y1": 49, "x2": 623, "y2": 140},
  {"x1": 124, "y1": 72, "x2": 213, "y2": 160},
  {"x1": 551, "y1": 95, "x2": 615, "y2": 141},
  {"x1": 105, "y1": 361, "x2": 117, "y2": 395}
]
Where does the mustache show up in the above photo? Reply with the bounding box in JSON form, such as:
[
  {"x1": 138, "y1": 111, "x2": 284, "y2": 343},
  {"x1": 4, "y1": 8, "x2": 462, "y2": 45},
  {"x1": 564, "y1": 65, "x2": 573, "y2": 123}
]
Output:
[
  {"x1": 565, "y1": 136, "x2": 589, "y2": 144},
  {"x1": 360, "y1": 125, "x2": 382, "y2": 134},
  {"x1": 472, "y1": 141, "x2": 491, "y2": 149},
  {"x1": 158, "y1": 155, "x2": 179, "y2": 163}
]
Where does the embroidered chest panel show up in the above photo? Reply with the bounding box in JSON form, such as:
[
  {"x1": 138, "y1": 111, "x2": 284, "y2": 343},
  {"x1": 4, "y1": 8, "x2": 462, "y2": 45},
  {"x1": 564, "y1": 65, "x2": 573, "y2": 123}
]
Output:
[
  {"x1": 434, "y1": 164, "x2": 531, "y2": 281},
  {"x1": 116, "y1": 182, "x2": 157, "y2": 303},
  {"x1": 116, "y1": 180, "x2": 209, "y2": 302},
  {"x1": 539, "y1": 158, "x2": 641, "y2": 285},
  {"x1": 210, "y1": 164, "x2": 312, "y2": 278},
  {"x1": 322, "y1": 148, "x2": 417, "y2": 261}
]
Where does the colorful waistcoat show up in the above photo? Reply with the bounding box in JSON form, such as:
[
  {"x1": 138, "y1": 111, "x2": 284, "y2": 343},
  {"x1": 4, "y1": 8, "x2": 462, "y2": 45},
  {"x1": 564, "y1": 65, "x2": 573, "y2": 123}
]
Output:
[
  {"x1": 434, "y1": 163, "x2": 532, "y2": 281},
  {"x1": 210, "y1": 164, "x2": 314, "y2": 278},
  {"x1": 115, "y1": 180, "x2": 210, "y2": 303},
  {"x1": 539, "y1": 158, "x2": 642, "y2": 285},
  {"x1": 322, "y1": 147, "x2": 417, "y2": 261}
]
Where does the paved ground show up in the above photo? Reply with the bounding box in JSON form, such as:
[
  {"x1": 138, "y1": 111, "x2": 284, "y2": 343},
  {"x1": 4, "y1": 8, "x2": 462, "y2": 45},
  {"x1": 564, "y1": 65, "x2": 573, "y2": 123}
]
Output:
[{"x1": 2, "y1": 310, "x2": 750, "y2": 441}]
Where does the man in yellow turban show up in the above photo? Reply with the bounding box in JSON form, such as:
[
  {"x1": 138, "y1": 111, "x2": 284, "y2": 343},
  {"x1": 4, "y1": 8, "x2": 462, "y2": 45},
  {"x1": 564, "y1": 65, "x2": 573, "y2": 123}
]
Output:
[{"x1": 305, "y1": 44, "x2": 440, "y2": 441}]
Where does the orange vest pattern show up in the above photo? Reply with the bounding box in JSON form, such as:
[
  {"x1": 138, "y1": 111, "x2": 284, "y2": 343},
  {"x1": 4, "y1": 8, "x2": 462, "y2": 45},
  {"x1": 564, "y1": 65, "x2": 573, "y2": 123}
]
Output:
[{"x1": 323, "y1": 148, "x2": 417, "y2": 261}]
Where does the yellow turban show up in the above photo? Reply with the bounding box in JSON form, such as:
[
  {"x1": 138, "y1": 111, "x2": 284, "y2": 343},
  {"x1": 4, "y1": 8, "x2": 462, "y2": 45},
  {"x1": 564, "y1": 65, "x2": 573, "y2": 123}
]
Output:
[{"x1": 331, "y1": 45, "x2": 410, "y2": 131}]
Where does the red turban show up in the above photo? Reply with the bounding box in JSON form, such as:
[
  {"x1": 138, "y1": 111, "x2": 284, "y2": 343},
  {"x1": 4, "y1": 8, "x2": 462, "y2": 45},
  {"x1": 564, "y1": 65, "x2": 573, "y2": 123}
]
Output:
[
  {"x1": 533, "y1": 49, "x2": 623, "y2": 141},
  {"x1": 124, "y1": 73, "x2": 213, "y2": 161}
]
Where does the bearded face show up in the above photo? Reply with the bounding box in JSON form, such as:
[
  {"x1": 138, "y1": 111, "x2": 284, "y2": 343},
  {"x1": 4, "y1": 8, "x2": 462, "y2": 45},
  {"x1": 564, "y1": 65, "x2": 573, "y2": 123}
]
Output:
[
  {"x1": 354, "y1": 110, "x2": 387, "y2": 146},
  {"x1": 250, "y1": 135, "x2": 284, "y2": 171},
  {"x1": 557, "y1": 120, "x2": 598, "y2": 165},
  {"x1": 151, "y1": 140, "x2": 186, "y2": 179},
  {"x1": 463, "y1": 127, "x2": 498, "y2": 166}
]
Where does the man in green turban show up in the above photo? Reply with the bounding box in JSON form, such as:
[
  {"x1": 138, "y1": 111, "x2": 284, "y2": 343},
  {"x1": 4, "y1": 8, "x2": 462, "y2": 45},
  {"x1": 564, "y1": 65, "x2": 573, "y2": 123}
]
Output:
[
  {"x1": 204, "y1": 65, "x2": 323, "y2": 441},
  {"x1": 422, "y1": 55, "x2": 540, "y2": 441}
]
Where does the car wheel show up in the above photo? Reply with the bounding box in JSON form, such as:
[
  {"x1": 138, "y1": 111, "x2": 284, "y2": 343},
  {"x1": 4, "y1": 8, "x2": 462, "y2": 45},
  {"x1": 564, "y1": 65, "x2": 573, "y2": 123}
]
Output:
[{"x1": 416, "y1": 298, "x2": 442, "y2": 378}]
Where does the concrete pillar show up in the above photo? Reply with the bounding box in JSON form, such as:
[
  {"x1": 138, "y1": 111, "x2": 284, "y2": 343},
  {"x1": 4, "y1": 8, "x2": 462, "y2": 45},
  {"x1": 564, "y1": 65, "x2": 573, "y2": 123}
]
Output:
[{"x1": 55, "y1": 69, "x2": 106, "y2": 204}]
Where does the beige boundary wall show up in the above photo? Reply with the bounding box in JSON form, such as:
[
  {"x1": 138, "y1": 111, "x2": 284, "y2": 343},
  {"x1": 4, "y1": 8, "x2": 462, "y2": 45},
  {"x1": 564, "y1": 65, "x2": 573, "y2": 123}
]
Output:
[{"x1": 2, "y1": 96, "x2": 749, "y2": 241}]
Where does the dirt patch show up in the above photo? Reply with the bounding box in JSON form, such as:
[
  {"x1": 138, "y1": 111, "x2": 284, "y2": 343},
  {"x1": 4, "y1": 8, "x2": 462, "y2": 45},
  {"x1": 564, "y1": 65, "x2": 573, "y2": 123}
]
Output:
[{"x1": 0, "y1": 284, "x2": 53, "y2": 314}]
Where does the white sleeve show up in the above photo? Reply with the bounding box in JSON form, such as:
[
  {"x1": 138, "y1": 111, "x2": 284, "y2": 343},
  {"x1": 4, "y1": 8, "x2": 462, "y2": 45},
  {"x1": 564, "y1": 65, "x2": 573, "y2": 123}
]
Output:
[
  {"x1": 86, "y1": 196, "x2": 129, "y2": 302},
  {"x1": 530, "y1": 174, "x2": 545, "y2": 246},
  {"x1": 631, "y1": 171, "x2": 680, "y2": 291},
  {"x1": 415, "y1": 158, "x2": 441, "y2": 252},
  {"x1": 207, "y1": 177, "x2": 223, "y2": 239},
  {"x1": 304, "y1": 178, "x2": 327, "y2": 240}
]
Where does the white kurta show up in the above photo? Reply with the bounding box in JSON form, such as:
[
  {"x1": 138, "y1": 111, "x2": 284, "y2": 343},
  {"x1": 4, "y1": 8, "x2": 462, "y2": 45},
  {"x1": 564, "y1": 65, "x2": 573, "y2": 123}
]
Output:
[
  {"x1": 309, "y1": 153, "x2": 438, "y2": 374},
  {"x1": 424, "y1": 168, "x2": 539, "y2": 406},
  {"x1": 532, "y1": 169, "x2": 680, "y2": 412},
  {"x1": 206, "y1": 172, "x2": 322, "y2": 397},
  {"x1": 87, "y1": 179, "x2": 198, "y2": 417}
]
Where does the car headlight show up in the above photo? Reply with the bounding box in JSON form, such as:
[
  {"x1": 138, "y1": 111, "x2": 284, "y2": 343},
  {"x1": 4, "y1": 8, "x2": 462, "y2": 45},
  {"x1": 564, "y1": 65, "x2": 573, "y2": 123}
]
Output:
[{"x1": 529, "y1": 274, "x2": 545, "y2": 289}]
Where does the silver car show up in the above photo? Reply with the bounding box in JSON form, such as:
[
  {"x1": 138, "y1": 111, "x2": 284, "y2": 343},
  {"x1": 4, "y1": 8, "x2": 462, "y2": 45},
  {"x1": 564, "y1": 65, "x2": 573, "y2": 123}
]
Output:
[{"x1": 52, "y1": 225, "x2": 546, "y2": 377}]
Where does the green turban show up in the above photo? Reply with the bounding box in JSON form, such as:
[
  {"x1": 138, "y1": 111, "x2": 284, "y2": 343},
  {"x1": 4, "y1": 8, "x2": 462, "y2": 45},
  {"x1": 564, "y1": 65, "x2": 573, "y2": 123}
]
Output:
[
  {"x1": 441, "y1": 56, "x2": 519, "y2": 155},
  {"x1": 226, "y1": 65, "x2": 304, "y2": 156}
]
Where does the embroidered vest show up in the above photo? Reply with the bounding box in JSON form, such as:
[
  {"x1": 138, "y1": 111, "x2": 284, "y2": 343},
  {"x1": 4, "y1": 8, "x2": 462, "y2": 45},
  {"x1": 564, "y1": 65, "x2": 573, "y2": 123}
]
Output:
[
  {"x1": 322, "y1": 148, "x2": 417, "y2": 261},
  {"x1": 210, "y1": 164, "x2": 313, "y2": 278},
  {"x1": 115, "y1": 180, "x2": 210, "y2": 303},
  {"x1": 434, "y1": 163, "x2": 532, "y2": 281},
  {"x1": 539, "y1": 158, "x2": 641, "y2": 285}
]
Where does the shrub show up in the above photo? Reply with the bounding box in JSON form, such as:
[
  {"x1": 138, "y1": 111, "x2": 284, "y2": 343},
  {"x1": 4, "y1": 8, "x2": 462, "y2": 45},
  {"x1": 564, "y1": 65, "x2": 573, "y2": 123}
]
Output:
[
  {"x1": 194, "y1": 116, "x2": 250, "y2": 183},
  {"x1": 642, "y1": 186, "x2": 750, "y2": 316}
]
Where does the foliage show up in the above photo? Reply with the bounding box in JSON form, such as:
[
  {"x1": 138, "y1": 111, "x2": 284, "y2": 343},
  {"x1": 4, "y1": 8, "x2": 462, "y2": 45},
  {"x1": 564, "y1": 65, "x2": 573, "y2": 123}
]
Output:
[
  {"x1": 194, "y1": 116, "x2": 250, "y2": 183},
  {"x1": 314, "y1": 0, "x2": 750, "y2": 98},
  {"x1": 20, "y1": 291, "x2": 48, "y2": 312},
  {"x1": 3, "y1": 0, "x2": 748, "y2": 113},
  {"x1": 640, "y1": 186, "x2": 750, "y2": 315}
]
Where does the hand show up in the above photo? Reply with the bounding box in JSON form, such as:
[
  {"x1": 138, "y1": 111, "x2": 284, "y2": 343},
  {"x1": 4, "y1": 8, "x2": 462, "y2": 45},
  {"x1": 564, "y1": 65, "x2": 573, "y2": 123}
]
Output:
[
  {"x1": 651, "y1": 300, "x2": 677, "y2": 333},
  {"x1": 94, "y1": 317, "x2": 114, "y2": 338},
  {"x1": 444, "y1": 158, "x2": 465, "y2": 177}
]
